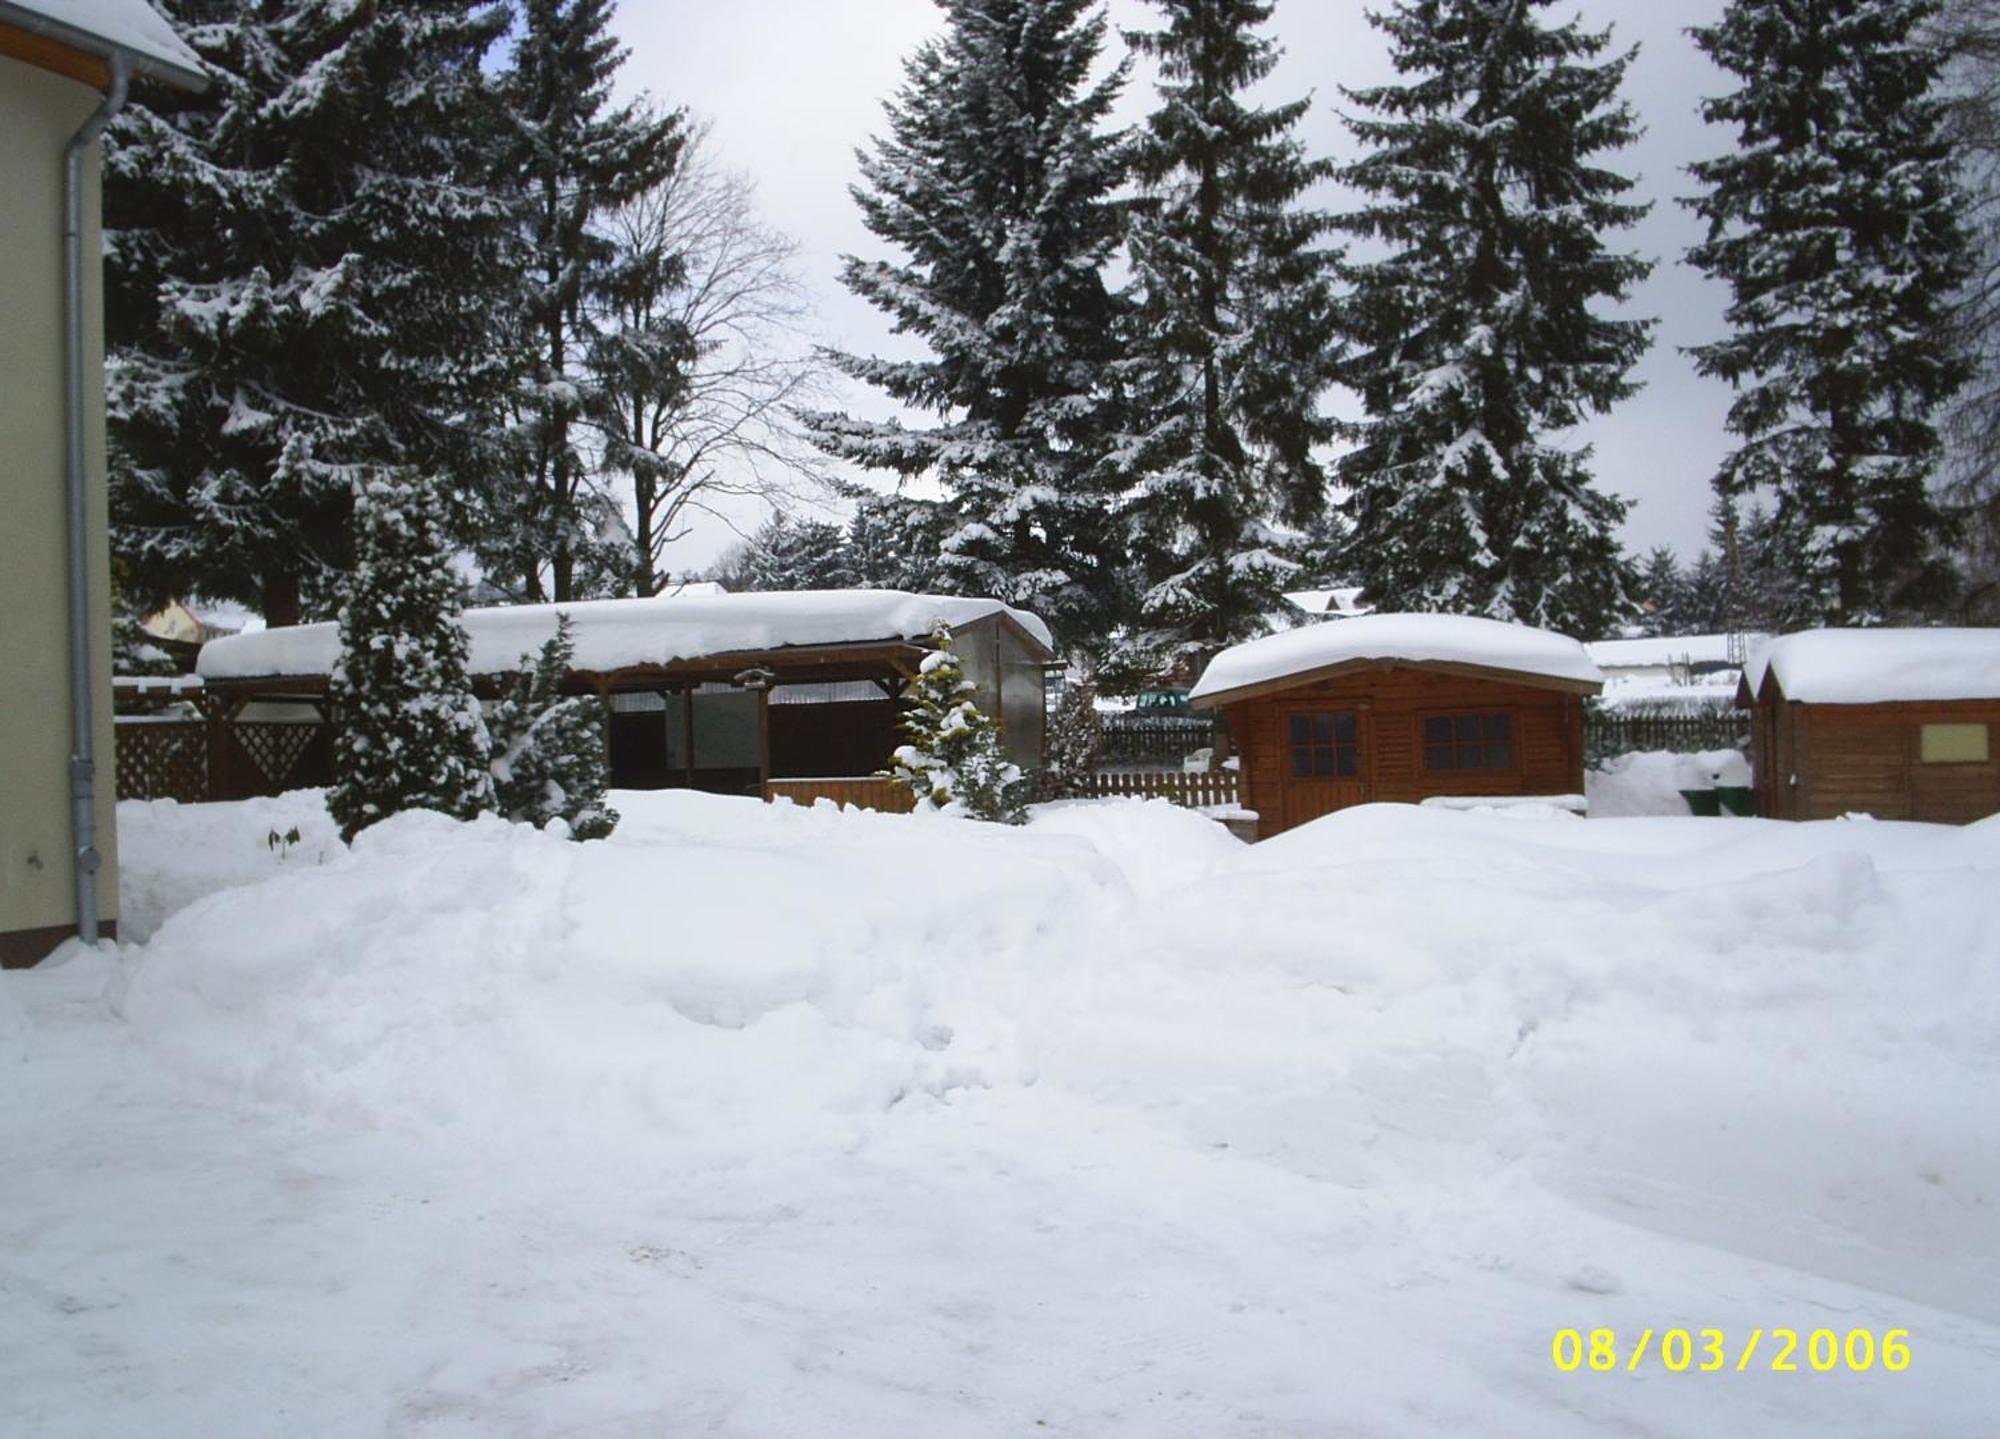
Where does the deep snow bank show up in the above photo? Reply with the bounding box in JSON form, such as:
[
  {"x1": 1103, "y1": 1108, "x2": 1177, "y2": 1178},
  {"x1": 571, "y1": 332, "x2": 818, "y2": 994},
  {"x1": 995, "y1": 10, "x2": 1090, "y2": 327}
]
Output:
[{"x1": 7, "y1": 789, "x2": 1995, "y2": 1436}]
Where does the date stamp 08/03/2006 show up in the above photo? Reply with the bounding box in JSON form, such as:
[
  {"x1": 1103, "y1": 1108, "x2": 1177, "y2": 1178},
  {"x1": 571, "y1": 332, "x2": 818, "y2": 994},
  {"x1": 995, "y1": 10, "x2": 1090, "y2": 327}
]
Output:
[{"x1": 1551, "y1": 1328, "x2": 1912, "y2": 1375}]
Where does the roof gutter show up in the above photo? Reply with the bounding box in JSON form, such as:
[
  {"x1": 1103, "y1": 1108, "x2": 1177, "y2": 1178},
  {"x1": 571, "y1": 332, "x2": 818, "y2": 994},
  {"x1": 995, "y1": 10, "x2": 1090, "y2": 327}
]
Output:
[
  {"x1": 0, "y1": 1, "x2": 208, "y2": 91},
  {"x1": 61, "y1": 51, "x2": 131, "y2": 945}
]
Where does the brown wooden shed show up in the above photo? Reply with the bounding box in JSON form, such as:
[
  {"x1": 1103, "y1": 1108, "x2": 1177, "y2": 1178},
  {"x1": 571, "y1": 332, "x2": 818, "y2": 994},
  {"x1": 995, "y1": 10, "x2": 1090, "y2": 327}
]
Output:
[
  {"x1": 1737, "y1": 629, "x2": 2000, "y2": 824},
  {"x1": 1190, "y1": 614, "x2": 1603, "y2": 840}
]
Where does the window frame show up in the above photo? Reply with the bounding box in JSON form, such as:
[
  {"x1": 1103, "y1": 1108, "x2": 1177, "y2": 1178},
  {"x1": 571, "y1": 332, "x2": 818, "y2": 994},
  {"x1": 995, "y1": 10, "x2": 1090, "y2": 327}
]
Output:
[
  {"x1": 1416, "y1": 707, "x2": 1521, "y2": 777},
  {"x1": 1283, "y1": 707, "x2": 1363, "y2": 782},
  {"x1": 1918, "y1": 721, "x2": 1992, "y2": 766}
]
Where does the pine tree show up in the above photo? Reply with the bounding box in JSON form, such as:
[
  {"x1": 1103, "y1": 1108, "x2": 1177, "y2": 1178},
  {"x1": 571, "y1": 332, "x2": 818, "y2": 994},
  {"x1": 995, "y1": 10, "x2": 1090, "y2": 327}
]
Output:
[
  {"x1": 1110, "y1": 0, "x2": 1342, "y2": 672},
  {"x1": 847, "y1": 492, "x2": 951, "y2": 593},
  {"x1": 1036, "y1": 678, "x2": 1102, "y2": 800},
  {"x1": 106, "y1": 0, "x2": 518, "y2": 627},
  {"x1": 885, "y1": 623, "x2": 1027, "y2": 822},
  {"x1": 1688, "y1": 0, "x2": 1973, "y2": 624},
  {"x1": 488, "y1": 615, "x2": 619, "y2": 840},
  {"x1": 1634, "y1": 546, "x2": 1686, "y2": 637},
  {"x1": 1333, "y1": 0, "x2": 1650, "y2": 637},
  {"x1": 327, "y1": 472, "x2": 493, "y2": 843},
  {"x1": 803, "y1": 0, "x2": 1132, "y2": 649},
  {"x1": 729, "y1": 511, "x2": 861, "y2": 592},
  {"x1": 483, "y1": 0, "x2": 686, "y2": 604}
]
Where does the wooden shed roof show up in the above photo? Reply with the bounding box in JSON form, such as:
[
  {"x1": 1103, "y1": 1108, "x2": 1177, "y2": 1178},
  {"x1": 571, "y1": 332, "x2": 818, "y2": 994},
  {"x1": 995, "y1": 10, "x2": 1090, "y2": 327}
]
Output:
[
  {"x1": 1189, "y1": 613, "x2": 1603, "y2": 709},
  {"x1": 1738, "y1": 628, "x2": 2000, "y2": 708}
]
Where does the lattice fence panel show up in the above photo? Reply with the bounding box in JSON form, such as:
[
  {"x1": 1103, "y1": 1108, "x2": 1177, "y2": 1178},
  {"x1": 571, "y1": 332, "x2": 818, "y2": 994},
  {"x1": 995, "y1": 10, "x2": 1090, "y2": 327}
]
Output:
[
  {"x1": 114, "y1": 719, "x2": 210, "y2": 802},
  {"x1": 227, "y1": 721, "x2": 322, "y2": 795}
]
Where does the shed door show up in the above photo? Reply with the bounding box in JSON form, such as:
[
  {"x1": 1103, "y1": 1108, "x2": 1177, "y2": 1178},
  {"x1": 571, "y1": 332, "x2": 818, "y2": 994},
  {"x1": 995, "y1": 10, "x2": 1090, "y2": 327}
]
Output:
[{"x1": 1279, "y1": 707, "x2": 1368, "y2": 831}]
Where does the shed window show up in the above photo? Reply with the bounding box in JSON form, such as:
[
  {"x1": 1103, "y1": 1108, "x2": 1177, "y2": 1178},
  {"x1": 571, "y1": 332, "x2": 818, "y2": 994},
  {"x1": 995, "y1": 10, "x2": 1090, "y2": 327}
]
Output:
[
  {"x1": 1920, "y1": 723, "x2": 1990, "y2": 764},
  {"x1": 1423, "y1": 712, "x2": 1513, "y2": 771},
  {"x1": 1290, "y1": 712, "x2": 1359, "y2": 778}
]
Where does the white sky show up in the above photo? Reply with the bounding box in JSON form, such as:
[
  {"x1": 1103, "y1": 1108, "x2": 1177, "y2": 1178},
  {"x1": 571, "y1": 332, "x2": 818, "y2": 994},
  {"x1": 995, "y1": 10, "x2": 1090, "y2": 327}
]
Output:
[{"x1": 610, "y1": 0, "x2": 1741, "y2": 575}]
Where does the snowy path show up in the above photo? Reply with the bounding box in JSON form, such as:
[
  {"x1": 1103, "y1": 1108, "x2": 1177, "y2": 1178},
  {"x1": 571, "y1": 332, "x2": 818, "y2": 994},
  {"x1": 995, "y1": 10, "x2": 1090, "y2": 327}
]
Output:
[{"x1": 4, "y1": 792, "x2": 1997, "y2": 1435}]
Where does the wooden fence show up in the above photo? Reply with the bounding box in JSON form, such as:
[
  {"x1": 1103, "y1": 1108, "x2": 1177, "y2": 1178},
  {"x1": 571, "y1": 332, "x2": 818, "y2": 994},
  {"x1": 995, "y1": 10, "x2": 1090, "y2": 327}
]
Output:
[
  {"x1": 113, "y1": 718, "x2": 210, "y2": 802},
  {"x1": 1585, "y1": 706, "x2": 1750, "y2": 765},
  {"x1": 764, "y1": 777, "x2": 917, "y2": 813},
  {"x1": 1088, "y1": 770, "x2": 1241, "y2": 809},
  {"x1": 1099, "y1": 713, "x2": 1217, "y2": 767},
  {"x1": 114, "y1": 716, "x2": 334, "y2": 804}
]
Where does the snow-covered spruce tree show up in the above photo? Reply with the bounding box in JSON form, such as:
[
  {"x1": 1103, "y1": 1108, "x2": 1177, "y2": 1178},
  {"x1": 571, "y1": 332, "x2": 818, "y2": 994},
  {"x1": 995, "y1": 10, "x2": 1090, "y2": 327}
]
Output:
[
  {"x1": 802, "y1": 0, "x2": 1131, "y2": 651},
  {"x1": 1035, "y1": 678, "x2": 1102, "y2": 801},
  {"x1": 1688, "y1": 0, "x2": 1973, "y2": 624},
  {"x1": 847, "y1": 491, "x2": 951, "y2": 593},
  {"x1": 1333, "y1": 0, "x2": 1650, "y2": 637},
  {"x1": 487, "y1": 615, "x2": 618, "y2": 840},
  {"x1": 327, "y1": 472, "x2": 493, "y2": 843},
  {"x1": 1110, "y1": 0, "x2": 1342, "y2": 673},
  {"x1": 106, "y1": 0, "x2": 517, "y2": 627},
  {"x1": 885, "y1": 624, "x2": 1027, "y2": 823},
  {"x1": 484, "y1": 0, "x2": 686, "y2": 604},
  {"x1": 727, "y1": 509, "x2": 861, "y2": 592}
]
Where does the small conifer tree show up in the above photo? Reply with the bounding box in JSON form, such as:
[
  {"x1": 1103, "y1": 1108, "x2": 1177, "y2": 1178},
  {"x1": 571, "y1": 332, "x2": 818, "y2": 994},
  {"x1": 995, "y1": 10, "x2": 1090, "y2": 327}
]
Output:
[
  {"x1": 327, "y1": 473, "x2": 493, "y2": 842},
  {"x1": 488, "y1": 615, "x2": 619, "y2": 840},
  {"x1": 1036, "y1": 679, "x2": 1102, "y2": 801},
  {"x1": 886, "y1": 623, "x2": 1027, "y2": 823}
]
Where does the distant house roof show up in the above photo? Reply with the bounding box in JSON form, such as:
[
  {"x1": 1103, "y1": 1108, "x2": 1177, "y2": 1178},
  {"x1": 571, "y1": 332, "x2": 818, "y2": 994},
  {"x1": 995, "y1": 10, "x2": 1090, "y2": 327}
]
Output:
[
  {"x1": 0, "y1": 0, "x2": 207, "y2": 90},
  {"x1": 1741, "y1": 628, "x2": 2000, "y2": 706},
  {"x1": 1283, "y1": 587, "x2": 1373, "y2": 619},
  {"x1": 197, "y1": 589, "x2": 1054, "y2": 682},
  {"x1": 1189, "y1": 613, "x2": 1603, "y2": 708},
  {"x1": 1586, "y1": 633, "x2": 1755, "y2": 671}
]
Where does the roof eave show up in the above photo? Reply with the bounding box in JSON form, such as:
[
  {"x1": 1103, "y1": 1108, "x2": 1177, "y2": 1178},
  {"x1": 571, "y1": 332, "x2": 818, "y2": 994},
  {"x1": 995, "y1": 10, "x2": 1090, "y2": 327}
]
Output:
[{"x1": 0, "y1": 2, "x2": 208, "y2": 92}]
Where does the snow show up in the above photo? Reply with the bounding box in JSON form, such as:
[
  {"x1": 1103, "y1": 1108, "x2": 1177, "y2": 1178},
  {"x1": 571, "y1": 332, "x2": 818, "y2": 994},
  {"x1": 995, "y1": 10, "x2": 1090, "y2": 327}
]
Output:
[
  {"x1": 1191, "y1": 611, "x2": 1602, "y2": 704},
  {"x1": 1281, "y1": 586, "x2": 1373, "y2": 618},
  {"x1": 2, "y1": 789, "x2": 1996, "y2": 1434},
  {"x1": 1744, "y1": 628, "x2": 2000, "y2": 704},
  {"x1": 1588, "y1": 749, "x2": 1752, "y2": 817},
  {"x1": 3, "y1": 0, "x2": 205, "y2": 85},
  {"x1": 197, "y1": 589, "x2": 1054, "y2": 681}
]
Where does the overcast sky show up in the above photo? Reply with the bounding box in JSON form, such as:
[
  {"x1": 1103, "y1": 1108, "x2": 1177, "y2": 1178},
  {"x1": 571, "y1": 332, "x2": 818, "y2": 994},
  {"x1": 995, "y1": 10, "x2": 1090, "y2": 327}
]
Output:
[{"x1": 610, "y1": 0, "x2": 1740, "y2": 574}]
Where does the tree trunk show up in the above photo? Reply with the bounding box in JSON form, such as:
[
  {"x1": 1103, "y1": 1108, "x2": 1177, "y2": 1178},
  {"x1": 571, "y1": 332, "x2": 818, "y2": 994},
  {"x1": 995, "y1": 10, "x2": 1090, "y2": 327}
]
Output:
[{"x1": 262, "y1": 572, "x2": 301, "y2": 629}]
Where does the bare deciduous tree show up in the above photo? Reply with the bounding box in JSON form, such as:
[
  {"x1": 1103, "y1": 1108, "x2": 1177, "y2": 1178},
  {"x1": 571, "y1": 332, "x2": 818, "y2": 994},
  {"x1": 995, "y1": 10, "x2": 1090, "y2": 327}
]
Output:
[{"x1": 591, "y1": 122, "x2": 833, "y2": 596}]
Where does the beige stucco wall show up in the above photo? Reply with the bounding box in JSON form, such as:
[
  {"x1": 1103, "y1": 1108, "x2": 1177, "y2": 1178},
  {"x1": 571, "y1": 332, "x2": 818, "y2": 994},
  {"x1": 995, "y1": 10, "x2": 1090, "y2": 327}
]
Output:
[{"x1": 0, "y1": 53, "x2": 121, "y2": 957}]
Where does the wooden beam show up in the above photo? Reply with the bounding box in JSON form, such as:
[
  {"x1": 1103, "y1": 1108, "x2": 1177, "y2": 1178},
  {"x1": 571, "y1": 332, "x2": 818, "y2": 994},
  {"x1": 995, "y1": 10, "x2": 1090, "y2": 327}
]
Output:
[{"x1": 0, "y1": 23, "x2": 109, "y2": 89}]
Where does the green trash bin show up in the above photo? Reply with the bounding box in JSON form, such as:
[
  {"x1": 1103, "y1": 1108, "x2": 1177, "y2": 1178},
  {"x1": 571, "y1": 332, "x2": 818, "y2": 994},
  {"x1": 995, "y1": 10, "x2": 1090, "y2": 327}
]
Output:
[
  {"x1": 1679, "y1": 787, "x2": 1721, "y2": 817},
  {"x1": 1714, "y1": 785, "x2": 1754, "y2": 817}
]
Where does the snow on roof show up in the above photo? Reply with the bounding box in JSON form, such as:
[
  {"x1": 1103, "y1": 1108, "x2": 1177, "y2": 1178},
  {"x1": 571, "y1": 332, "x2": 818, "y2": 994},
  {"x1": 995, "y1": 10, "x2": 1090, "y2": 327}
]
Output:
[
  {"x1": 1586, "y1": 633, "x2": 1757, "y2": 670},
  {"x1": 1190, "y1": 613, "x2": 1602, "y2": 705},
  {"x1": 197, "y1": 589, "x2": 1054, "y2": 681},
  {"x1": 1743, "y1": 628, "x2": 2000, "y2": 705},
  {"x1": 0, "y1": 0, "x2": 207, "y2": 88}
]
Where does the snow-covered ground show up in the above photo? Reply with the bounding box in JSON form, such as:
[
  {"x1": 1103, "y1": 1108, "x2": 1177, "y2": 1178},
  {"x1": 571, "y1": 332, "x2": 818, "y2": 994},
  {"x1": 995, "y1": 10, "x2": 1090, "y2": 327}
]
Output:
[{"x1": 4, "y1": 791, "x2": 1997, "y2": 1436}]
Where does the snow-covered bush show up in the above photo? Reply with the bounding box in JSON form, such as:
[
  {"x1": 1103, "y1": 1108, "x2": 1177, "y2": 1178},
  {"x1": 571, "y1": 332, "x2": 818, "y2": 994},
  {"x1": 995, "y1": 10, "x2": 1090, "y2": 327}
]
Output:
[
  {"x1": 1036, "y1": 679, "x2": 1103, "y2": 800},
  {"x1": 488, "y1": 615, "x2": 618, "y2": 841},
  {"x1": 886, "y1": 622, "x2": 1026, "y2": 823},
  {"x1": 327, "y1": 473, "x2": 493, "y2": 843}
]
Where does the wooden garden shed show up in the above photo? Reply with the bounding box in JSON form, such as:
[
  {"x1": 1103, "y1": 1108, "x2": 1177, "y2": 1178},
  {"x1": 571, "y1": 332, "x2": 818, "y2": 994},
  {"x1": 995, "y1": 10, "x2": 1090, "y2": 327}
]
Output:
[
  {"x1": 1737, "y1": 629, "x2": 2000, "y2": 824},
  {"x1": 191, "y1": 590, "x2": 1055, "y2": 809},
  {"x1": 1190, "y1": 614, "x2": 1603, "y2": 840}
]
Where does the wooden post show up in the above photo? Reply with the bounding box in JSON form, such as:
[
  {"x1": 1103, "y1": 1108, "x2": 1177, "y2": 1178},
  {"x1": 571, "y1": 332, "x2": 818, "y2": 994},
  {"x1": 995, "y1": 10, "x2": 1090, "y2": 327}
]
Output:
[
  {"x1": 756, "y1": 686, "x2": 772, "y2": 801},
  {"x1": 682, "y1": 685, "x2": 696, "y2": 790}
]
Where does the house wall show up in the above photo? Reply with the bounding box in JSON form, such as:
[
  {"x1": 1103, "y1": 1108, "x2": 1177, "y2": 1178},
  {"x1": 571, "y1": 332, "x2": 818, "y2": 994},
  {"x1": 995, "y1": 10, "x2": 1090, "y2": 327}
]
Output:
[
  {"x1": 1771, "y1": 699, "x2": 2000, "y2": 824},
  {"x1": 0, "y1": 56, "x2": 120, "y2": 965},
  {"x1": 1220, "y1": 665, "x2": 1584, "y2": 840}
]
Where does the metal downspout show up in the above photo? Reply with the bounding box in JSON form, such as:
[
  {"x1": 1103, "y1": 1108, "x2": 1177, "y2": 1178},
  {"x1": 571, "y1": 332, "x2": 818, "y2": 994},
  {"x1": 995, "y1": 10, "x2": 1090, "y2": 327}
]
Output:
[{"x1": 63, "y1": 53, "x2": 130, "y2": 946}]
